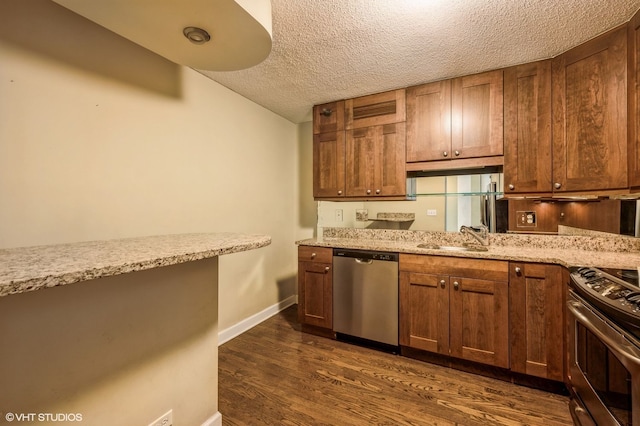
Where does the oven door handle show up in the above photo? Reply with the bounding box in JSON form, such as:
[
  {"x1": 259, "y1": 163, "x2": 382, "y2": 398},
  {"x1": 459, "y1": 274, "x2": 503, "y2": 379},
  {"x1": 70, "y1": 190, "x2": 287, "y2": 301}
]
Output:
[{"x1": 568, "y1": 300, "x2": 640, "y2": 374}]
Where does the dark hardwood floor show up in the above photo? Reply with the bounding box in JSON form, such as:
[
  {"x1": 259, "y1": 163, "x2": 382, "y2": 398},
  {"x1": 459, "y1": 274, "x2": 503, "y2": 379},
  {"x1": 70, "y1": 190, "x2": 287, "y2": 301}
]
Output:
[{"x1": 218, "y1": 305, "x2": 572, "y2": 425}]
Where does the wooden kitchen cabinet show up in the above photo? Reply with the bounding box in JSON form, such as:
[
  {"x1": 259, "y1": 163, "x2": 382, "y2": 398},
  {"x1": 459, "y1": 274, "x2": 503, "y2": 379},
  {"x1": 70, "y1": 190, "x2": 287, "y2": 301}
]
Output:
[
  {"x1": 345, "y1": 122, "x2": 406, "y2": 197},
  {"x1": 399, "y1": 254, "x2": 510, "y2": 368},
  {"x1": 313, "y1": 92, "x2": 408, "y2": 200},
  {"x1": 509, "y1": 263, "x2": 564, "y2": 381},
  {"x1": 313, "y1": 131, "x2": 345, "y2": 198},
  {"x1": 298, "y1": 246, "x2": 333, "y2": 330},
  {"x1": 313, "y1": 100, "x2": 344, "y2": 135},
  {"x1": 345, "y1": 89, "x2": 405, "y2": 130},
  {"x1": 405, "y1": 70, "x2": 503, "y2": 172},
  {"x1": 406, "y1": 80, "x2": 452, "y2": 162},
  {"x1": 551, "y1": 25, "x2": 627, "y2": 193},
  {"x1": 628, "y1": 10, "x2": 640, "y2": 189},
  {"x1": 452, "y1": 70, "x2": 504, "y2": 160},
  {"x1": 503, "y1": 61, "x2": 553, "y2": 195},
  {"x1": 313, "y1": 101, "x2": 346, "y2": 199}
]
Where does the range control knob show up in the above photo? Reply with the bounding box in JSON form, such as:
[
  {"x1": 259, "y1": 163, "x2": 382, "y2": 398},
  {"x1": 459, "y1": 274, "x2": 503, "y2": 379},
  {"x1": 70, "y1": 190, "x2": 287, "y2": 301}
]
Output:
[{"x1": 625, "y1": 292, "x2": 640, "y2": 303}]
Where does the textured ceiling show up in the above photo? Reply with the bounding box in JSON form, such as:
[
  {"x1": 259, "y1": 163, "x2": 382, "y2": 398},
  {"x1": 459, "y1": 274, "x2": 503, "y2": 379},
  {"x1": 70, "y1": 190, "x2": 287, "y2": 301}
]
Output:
[{"x1": 199, "y1": 0, "x2": 640, "y2": 124}]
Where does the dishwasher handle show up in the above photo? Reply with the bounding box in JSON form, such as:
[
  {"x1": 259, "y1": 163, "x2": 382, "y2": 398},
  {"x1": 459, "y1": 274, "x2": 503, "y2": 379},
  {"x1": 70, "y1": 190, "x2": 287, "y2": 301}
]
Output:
[{"x1": 355, "y1": 258, "x2": 373, "y2": 265}]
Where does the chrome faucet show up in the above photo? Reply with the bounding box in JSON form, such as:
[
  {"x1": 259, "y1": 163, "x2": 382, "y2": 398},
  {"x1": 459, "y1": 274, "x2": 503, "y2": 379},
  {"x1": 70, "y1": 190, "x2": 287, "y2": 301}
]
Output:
[{"x1": 460, "y1": 224, "x2": 489, "y2": 246}]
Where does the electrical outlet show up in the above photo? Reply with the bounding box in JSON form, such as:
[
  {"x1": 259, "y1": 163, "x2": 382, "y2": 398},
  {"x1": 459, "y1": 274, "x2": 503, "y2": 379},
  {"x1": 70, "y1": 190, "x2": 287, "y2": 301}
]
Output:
[
  {"x1": 427, "y1": 209, "x2": 437, "y2": 216},
  {"x1": 148, "y1": 410, "x2": 172, "y2": 426},
  {"x1": 516, "y1": 211, "x2": 537, "y2": 227},
  {"x1": 335, "y1": 209, "x2": 343, "y2": 222}
]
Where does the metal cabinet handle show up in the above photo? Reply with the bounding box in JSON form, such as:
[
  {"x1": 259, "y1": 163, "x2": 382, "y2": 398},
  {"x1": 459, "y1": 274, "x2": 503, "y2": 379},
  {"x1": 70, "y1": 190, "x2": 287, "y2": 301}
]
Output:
[
  {"x1": 337, "y1": 190, "x2": 343, "y2": 195},
  {"x1": 324, "y1": 266, "x2": 330, "y2": 272},
  {"x1": 453, "y1": 281, "x2": 459, "y2": 290},
  {"x1": 366, "y1": 189, "x2": 371, "y2": 194},
  {"x1": 554, "y1": 182, "x2": 562, "y2": 189},
  {"x1": 311, "y1": 252, "x2": 317, "y2": 259},
  {"x1": 443, "y1": 151, "x2": 448, "y2": 157},
  {"x1": 454, "y1": 150, "x2": 460, "y2": 156},
  {"x1": 440, "y1": 279, "x2": 446, "y2": 288},
  {"x1": 375, "y1": 189, "x2": 381, "y2": 194},
  {"x1": 320, "y1": 108, "x2": 332, "y2": 117},
  {"x1": 515, "y1": 266, "x2": 521, "y2": 274},
  {"x1": 508, "y1": 184, "x2": 515, "y2": 190}
]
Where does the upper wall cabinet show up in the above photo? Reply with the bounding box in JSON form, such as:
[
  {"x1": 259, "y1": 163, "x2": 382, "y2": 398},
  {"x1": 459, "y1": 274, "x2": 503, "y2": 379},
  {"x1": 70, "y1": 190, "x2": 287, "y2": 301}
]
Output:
[
  {"x1": 313, "y1": 91, "x2": 409, "y2": 200},
  {"x1": 313, "y1": 101, "x2": 346, "y2": 198},
  {"x1": 346, "y1": 122, "x2": 406, "y2": 197},
  {"x1": 406, "y1": 70, "x2": 504, "y2": 172},
  {"x1": 344, "y1": 90, "x2": 408, "y2": 198},
  {"x1": 313, "y1": 130, "x2": 346, "y2": 198},
  {"x1": 452, "y1": 70, "x2": 504, "y2": 159},
  {"x1": 552, "y1": 25, "x2": 628, "y2": 194},
  {"x1": 313, "y1": 101, "x2": 344, "y2": 135},
  {"x1": 406, "y1": 80, "x2": 452, "y2": 162},
  {"x1": 629, "y1": 11, "x2": 640, "y2": 189},
  {"x1": 503, "y1": 61, "x2": 553, "y2": 195},
  {"x1": 345, "y1": 90, "x2": 406, "y2": 130}
]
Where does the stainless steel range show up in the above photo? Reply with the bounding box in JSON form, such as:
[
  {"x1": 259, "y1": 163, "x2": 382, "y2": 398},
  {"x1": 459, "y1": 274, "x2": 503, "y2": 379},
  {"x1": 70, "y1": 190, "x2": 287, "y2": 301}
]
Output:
[{"x1": 568, "y1": 267, "x2": 640, "y2": 426}]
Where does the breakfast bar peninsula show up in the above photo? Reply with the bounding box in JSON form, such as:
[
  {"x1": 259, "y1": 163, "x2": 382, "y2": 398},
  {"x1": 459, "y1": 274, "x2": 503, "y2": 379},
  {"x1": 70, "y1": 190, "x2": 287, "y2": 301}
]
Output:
[{"x1": 0, "y1": 232, "x2": 271, "y2": 426}]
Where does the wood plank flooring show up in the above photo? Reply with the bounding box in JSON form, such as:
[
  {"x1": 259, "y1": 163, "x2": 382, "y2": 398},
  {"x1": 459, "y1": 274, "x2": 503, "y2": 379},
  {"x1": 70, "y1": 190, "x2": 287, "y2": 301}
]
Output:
[{"x1": 218, "y1": 305, "x2": 573, "y2": 425}]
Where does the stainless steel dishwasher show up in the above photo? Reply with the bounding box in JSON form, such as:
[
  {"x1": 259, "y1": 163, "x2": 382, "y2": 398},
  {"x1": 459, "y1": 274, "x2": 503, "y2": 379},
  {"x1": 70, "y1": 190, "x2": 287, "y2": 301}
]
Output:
[{"x1": 332, "y1": 249, "x2": 399, "y2": 348}]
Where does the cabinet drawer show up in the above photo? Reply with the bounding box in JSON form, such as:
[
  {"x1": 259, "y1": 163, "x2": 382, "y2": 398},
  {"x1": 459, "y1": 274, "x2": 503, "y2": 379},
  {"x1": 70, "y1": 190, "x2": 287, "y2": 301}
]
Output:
[
  {"x1": 298, "y1": 246, "x2": 333, "y2": 263},
  {"x1": 399, "y1": 254, "x2": 508, "y2": 281}
]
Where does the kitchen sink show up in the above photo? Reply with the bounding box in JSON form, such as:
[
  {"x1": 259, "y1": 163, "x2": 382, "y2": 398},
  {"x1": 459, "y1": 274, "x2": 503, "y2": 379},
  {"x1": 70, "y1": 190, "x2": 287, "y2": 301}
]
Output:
[{"x1": 416, "y1": 243, "x2": 488, "y2": 252}]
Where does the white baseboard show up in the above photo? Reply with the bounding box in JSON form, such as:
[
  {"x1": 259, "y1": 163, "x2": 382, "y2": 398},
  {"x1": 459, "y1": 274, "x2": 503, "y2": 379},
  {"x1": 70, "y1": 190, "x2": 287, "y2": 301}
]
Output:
[
  {"x1": 218, "y1": 295, "x2": 297, "y2": 346},
  {"x1": 201, "y1": 412, "x2": 221, "y2": 426}
]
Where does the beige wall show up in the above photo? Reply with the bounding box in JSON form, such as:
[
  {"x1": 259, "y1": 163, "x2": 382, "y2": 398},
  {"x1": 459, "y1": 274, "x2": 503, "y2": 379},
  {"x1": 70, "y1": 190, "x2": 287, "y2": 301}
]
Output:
[{"x1": 0, "y1": 1, "x2": 306, "y2": 333}]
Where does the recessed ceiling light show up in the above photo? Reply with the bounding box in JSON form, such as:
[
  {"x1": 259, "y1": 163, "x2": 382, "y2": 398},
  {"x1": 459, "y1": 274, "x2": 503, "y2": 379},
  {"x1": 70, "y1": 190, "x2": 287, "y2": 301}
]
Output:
[{"x1": 183, "y1": 27, "x2": 211, "y2": 45}]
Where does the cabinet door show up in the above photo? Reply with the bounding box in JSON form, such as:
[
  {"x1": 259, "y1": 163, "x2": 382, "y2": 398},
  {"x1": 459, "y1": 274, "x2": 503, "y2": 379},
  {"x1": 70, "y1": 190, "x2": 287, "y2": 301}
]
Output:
[
  {"x1": 629, "y1": 11, "x2": 640, "y2": 188},
  {"x1": 406, "y1": 80, "x2": 452, "y2": 162},
  {"x1": 345, "y1": 127, "x2": 376, "y2": 196},
  {"x1": 451, "y1": 70, "x2": 504, "y2": 159},
  {"x1": 377, "y1": 122, "x2": 407, "y2": 196},
  {"x1": 504, "y1": 61, "x2": 553, "y2": 194},
  {"x1": 552, "y1": 25, "x2": 627, "y2": 193},
  {"x1": 510, "y1": 263, "x2": 564, "y2": 381},
  {"x1": 313, "y1": 101, "x2": 344, "y2": 135},
  {"x1": 345, "y1": 89, "x2": 406, "y2": 130},
  {"x1": 298, "y1": 261, "x2": 332, "y2": 329},
  {"x1": 313, "y1": 131, "x2": 345, "y2": 198},
  {"x1": 449, "y1": 276, "x2": 509, "y2": 368},
  {"x1": 399, "y1": 271, "x2": 450, "y2": 355},
  {"x1": 346, "y1": 123, "x2": 406, "y2": 197}
]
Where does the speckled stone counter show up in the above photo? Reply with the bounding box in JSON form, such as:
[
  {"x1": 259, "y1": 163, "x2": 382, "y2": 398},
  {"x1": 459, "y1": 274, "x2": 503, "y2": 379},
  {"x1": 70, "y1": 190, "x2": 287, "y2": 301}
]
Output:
[
  {"x1": 297, "y1": 228, "x2": 640, "y2": 270},
  {"x1": 0, "y1": 232, "x2": 271, "y2": 297}
]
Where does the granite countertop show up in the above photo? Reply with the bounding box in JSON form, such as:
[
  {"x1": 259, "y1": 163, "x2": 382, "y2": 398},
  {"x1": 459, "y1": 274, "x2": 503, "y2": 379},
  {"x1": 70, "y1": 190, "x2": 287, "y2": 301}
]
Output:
[
  {"x1": 0, "y1": 233, "x2": 271, "y2": 298},
  {"x1": 297, "y1": 228, "x2": 640, "y2": 270}
]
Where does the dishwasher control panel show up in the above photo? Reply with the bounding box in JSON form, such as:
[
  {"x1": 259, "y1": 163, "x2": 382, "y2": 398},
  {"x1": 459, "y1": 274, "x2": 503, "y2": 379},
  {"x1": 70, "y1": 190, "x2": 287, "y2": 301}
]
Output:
[{"x1": 333, "y1": 249, "x2": 399, "y2": 262}]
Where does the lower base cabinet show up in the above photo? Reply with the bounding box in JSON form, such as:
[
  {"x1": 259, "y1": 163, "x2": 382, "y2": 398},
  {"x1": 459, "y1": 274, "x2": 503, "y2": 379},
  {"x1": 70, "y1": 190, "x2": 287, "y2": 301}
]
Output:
[
  {"x1": 509, "y1": 262, "x2": 564, "y2": 381},
  {"x1": 297, "y1": 246, "x2": 567, "y2": 384},
  {"x1": 297, "y1": 246, "x2": 333, "y2": 330},
  {"x1": 399, "y1": 254, "x2": 510, "y2": 368}
]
